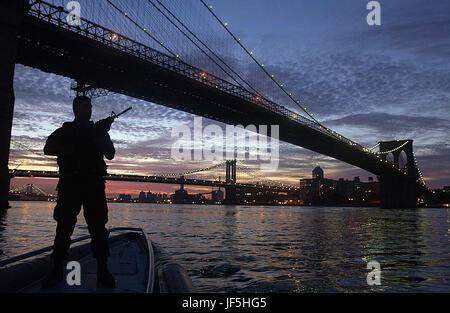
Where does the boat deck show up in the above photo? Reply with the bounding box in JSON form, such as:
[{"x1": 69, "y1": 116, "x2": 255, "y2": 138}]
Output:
[
  {"x1": 0, "y1": 228, "x2": 195, "y2": 293},
  {"x1": 22, "y1": 232, "x2": 151, "y2": 293}
]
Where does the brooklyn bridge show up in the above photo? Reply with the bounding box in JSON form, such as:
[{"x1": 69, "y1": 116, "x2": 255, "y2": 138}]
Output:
[{"x1": 0, "y1": 0, "x2": 433, "y2": 209}]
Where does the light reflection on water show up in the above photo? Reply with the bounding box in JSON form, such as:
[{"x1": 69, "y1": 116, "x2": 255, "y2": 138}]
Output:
[{"x1": 0, "y1": 202, "x2": 449, "y2": 292}]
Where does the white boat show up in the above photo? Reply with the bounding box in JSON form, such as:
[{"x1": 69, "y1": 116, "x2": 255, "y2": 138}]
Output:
[{"x1": 0, "y1": 227, "x2": 195, "y2": 293}]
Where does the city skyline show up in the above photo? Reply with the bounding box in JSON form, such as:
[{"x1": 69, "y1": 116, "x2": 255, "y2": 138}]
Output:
[{"x1": 9, "y1": 163, "x2": 390, "y2": 198}]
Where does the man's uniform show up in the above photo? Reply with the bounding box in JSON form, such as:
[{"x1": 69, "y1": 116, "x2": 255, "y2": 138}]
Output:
[{"x1": 45, "y1": 120, "x2": 115, "y2": 262}]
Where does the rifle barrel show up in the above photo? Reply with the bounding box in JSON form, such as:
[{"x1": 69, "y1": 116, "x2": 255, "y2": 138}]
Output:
[{"x1": 114, "y1": 107, "x2": 132, "y2": 118}]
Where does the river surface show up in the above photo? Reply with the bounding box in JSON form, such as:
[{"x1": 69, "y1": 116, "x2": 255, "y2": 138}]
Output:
[{"x1": 0, "y1": 202, "x2": 449, "y2": 292}]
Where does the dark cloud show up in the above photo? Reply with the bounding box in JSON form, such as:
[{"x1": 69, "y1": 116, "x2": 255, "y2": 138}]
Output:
[
  {"x1": 325, "y1": 113, "x2": 450, "y2": 134},
  {"x1": 259, "y1": 53, "x2": 450, "y2": 120},
  {"x1": 359, "y1": 2, "x2": 450, "y2": 60}
]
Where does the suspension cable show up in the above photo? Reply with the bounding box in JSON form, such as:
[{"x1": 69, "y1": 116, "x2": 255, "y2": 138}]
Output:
[
  {"x1": 375, "y1": 141, "x2": 409, "y2": 155},
  {"x1": 236, "y1": 161, "x2": 297, "y2": 188},
  {"x1": 157, "y1": 161, "x2": 227, "y2": 177},
  {"x1": 199, "y1": 0, "x2": 327, "y2": 127},
  {"x1": 145, "y1": 0, "x2": 250, "y2": 90},
  {"x1": 153, "y1": 0, "x2": 263, "y2": 96},
  {"x1": 368, "y1": 142, "x2": 380, "y2": 151},
  {"x1": 104, "y1": 0, "x2": 178, "y2": 57}
]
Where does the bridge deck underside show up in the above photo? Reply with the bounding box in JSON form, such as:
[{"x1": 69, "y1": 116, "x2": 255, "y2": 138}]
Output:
[{"x1": 16, "y1": 15, "x2": 415, "y2": 182}]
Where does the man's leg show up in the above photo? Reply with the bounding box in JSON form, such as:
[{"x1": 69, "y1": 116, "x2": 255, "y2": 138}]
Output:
[
  {"x1": 42, "y1": 179, "x2": 81, "y2": 288},
  {"x1": 83, "y1": 178, "x2": 115, "y2": 287},
  {"x1": 52, "y1": 210, "x2": 79, "y2": 261}
]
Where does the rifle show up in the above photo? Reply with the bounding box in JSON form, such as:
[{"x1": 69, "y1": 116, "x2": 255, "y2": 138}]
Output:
[{"x1": 95, "y1": 107, "x2": 132, "y2": 132}]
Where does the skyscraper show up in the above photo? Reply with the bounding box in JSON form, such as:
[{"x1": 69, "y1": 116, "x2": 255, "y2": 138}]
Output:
[{"x1": 138, "y1": 191, "x2": 146, "y2": 203}]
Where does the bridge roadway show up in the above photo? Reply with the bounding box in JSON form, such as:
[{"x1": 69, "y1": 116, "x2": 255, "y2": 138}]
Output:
[
  {"x1": 9, "y1": 169, "x2": 300, "y2": 193},
  {"x1": 14, "y1": 0, "x2": 421, "y2": 186}
]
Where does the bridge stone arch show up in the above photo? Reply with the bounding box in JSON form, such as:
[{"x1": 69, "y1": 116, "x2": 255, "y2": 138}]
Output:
[
  {"x1": 378, "y1": 140, "x2": 416, "y2": 177},
  {"x1": 385, "y1": 152, "x2": 395, "y2": 166},
  {"x1": 398, "y1": 150, "x2": 408, "y2": 169}
]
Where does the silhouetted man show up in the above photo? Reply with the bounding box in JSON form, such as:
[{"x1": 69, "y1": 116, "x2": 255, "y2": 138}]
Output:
[{"x1": 42, "y1": 96, "x2": 116, "y2": 288}]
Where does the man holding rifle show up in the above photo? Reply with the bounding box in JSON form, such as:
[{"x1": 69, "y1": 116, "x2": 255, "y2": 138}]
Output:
[{"x1": 42, "y1": 95, "x2": 130, "y2": 288}]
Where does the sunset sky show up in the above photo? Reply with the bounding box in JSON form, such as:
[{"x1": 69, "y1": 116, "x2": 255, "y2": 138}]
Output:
[{"x1": 9, "y1": 0, "x2": 450, "y2": 196}]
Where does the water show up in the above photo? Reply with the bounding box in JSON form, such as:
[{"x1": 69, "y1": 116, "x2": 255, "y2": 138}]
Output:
[{"x1": 0, "y1": 202, "x2": 449, "y2": 292}]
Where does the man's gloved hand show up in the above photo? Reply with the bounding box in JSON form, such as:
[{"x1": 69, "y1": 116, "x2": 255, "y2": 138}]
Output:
[{"x1": 95, "y1": 116, "x2": 115, "y2": 132}]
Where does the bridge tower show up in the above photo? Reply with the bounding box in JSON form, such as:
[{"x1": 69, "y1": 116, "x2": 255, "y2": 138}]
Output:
[
  {"x1": 225, "y1": 160, "x2": 237, "y2": 183},
  {"x1": 0, "y1": 0, "x2": 29, "y2": 210},
  {"x1": 224, "y1": 160, "x2": 237, "y2": 205},
  {"x1": 378, "y1": 140, "x2": 418, "y2": 208}
]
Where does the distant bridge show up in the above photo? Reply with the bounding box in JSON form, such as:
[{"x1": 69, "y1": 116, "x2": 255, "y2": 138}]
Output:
[
  {"x1": 9, "y1": 160, "x2": 300, "y2": 204},
  {"x1": 9, "y1": 170, "x2": 299, "y2": 193}
]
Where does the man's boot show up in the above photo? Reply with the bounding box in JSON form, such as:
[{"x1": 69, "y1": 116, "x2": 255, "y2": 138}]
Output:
[
  {"x1": 97, "y1": 257, "x2": 116, "y2": 288},
  {"x1": 41, "y1": 258, "x2": 64, "y2": 288}
]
